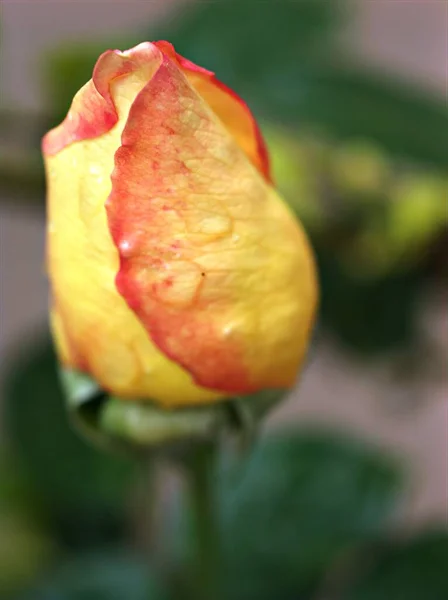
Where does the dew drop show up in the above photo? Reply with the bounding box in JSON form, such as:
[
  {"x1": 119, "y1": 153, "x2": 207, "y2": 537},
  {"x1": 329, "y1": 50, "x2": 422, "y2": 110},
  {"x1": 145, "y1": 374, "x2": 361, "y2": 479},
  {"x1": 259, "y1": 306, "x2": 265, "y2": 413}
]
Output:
[{"x1": 119, "y1": 239, "x2": 132, "y2": 256}]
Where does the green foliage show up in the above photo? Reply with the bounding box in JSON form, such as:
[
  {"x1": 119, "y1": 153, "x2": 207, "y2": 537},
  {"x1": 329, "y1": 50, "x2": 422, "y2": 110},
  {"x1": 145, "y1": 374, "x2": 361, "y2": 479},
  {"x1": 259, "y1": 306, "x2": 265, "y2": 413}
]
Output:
[
  {"x1": 3, "y1": 337, "x2": 136, "y2": 548},
  {"x1": 0, "y1": 457, "x2": 54, "y2": 596},
  {"x1": 218, "y1": 428, "x2": 402, "y2": 600},
  {"x1": 16, "y1": 552, "x2": 168, "y2": 600},
  {"x1": 3, "y1": 337, "x2": 447, "y2": 600},
  {"x1": 342, "y1": 531, "x2": 448, "y2": 600},
  {"x1": 317, "y1": 253, "x2": 423, "y2": 354},
  {"x1": 0, "y1": 154, "x2": 45, "y2": 202},
  {"x1": 44, "y1": 45, "x2": 101, "y2": 125},
  {"x1": 265, "y1": 128, "x2": 446, "y2": 354},
  {"x1": 266, "y1": 65, "x2": 448, "y2": 169},
  {"x1": 155, "y1": 0, "x2": 341, "y2": 83}
]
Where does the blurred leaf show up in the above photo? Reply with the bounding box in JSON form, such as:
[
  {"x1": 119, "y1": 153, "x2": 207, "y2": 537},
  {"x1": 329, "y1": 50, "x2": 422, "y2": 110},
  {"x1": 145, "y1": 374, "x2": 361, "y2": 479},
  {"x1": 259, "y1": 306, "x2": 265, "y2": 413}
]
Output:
[
  {"x1": 40, "y1": 0, "x2": 339, "y2": 130},
  {"x1": 317, "y1": 252, "x2": 423, "y2": 354},
  {"x1": 0, "y1": 108, "x2": 47, "y2": 204},
  {"x1": 3, "y1": 336, "x2": 136, "y2": 548},
  {"x1": 388, "y1": 173, "x2": 448, "y2": 257},
  {"x1": 329, "y1": 140, "x2": 391, "y2": 198},
  {"x1": 0, "y1": 513, "x2": 54, "y2": 597},
  {"x1": 44, "y1": 45, "x2": 100, "y2": 124},
  {"x1": 260, "y1": 64, "x2": 448, "y2": 169},
  {"x1": 16, "y1": 551, "x2": 168, "y2": 600},
  {"x1": 342, "y1": 530, "x2": 448, "y2": 600},
  {"x1": 0, "y1": 453, "x2": 41, "y2": 517},
  {"x1": 219, "y1": 428, "x2": 402, "y2": 600},
  {"x1": 0, "y1": 154, "x2": 45, "y2": 202},
  {"x1": 156, "y1": 0, "x2": 341, "y2": 85},
  {"x1": 0, "y1": 456, "x2": 55, "y2": 596}
]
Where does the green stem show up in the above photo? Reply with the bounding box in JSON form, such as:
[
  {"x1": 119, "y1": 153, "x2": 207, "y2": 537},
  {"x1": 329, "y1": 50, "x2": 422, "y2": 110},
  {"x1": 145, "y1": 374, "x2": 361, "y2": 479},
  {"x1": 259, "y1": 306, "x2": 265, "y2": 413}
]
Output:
[{"x1": 186, "y1": 442, "x2": 220, "y2": 600}]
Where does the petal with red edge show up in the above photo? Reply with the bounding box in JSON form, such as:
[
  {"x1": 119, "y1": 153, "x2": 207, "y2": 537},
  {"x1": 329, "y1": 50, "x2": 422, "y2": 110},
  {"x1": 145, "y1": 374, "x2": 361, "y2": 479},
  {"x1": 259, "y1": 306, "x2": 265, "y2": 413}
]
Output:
[
  {"x1": 44, "y1": 43, "x2": 224, "y2": 406},
  {"x1": 42, "y1": 42, "x2": 163, "y2": 156},
  {"x1": 107, "y1": 54, "x2": 317, "y2": 395},
  {"x1": 155, "y1": 41, "x2": 271, "y2": 181}
]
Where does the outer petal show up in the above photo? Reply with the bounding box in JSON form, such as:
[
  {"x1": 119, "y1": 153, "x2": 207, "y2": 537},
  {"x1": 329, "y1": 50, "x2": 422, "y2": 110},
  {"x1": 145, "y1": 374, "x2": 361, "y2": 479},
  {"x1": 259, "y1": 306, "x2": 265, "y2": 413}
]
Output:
[
  {"x1": 43, "y1": 42, "x2": 163, "y2": 156},
  {"x1": 154, "y1": 41, "x2": 271, "y2": 181},
  {"x1": 107, "y1": 54, "x2": 317, "y2": 395},
  {"x1": 44, "y1": 43, "x2": 223, "y2": 405}
]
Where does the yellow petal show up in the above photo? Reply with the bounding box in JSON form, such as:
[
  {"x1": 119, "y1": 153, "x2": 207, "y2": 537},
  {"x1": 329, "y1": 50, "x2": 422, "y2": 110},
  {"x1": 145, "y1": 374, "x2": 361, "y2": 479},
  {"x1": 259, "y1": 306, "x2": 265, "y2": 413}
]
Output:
[
  {"x1": 43, "y1": 42, "x2": 317, "y2": 406},
  {"x1": 45, "y1": 45, "x2": 222, "y2": 405},
  {"x1": 107, "y1": 51, "x2": 317, "y2": 394}
]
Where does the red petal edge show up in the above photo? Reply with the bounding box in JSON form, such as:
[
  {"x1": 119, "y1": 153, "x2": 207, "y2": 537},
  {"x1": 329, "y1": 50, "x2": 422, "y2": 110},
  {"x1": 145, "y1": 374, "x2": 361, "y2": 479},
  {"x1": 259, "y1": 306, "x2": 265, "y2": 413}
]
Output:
[
  {"x1": 42, "y1": 42, "x2": 162, "y2": 156},
  {"x1": 154, "y1": 41, "x2": 271, "y2": 182}
]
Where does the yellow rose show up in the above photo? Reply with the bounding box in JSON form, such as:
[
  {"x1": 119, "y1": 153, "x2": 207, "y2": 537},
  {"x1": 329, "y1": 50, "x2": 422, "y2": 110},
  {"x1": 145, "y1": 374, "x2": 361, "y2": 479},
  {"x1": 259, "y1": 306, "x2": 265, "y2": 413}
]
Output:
[{"x1": 43, "y1": 41, "x2": 317, "y2": 408}]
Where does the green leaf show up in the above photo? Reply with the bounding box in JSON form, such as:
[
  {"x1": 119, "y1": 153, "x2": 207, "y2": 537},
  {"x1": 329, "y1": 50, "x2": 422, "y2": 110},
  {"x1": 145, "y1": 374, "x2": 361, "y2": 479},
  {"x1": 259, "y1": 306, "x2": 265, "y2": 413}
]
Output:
[
  {"x1": 342, "y1": 530, "x2": 448, "y2": 600},
  {"x1": 0, "y1": 152, "x2": 45, "y2": 202},
  {"x1": 219, "y1": 428, "x2": 402, "y2": 600},
  {"x1": 16, "y1": 551, "x2": 168, "y2": 600},
  {"x1": 156, "y1": 0, "x2": 341, "y2": 85},
  {"x1": 0, "y1": 456, "x2": 55, "y2": 596},
  {"x1": 3, "y1": 335, "x2": 136, "y2": 548},
  {"x1": 316, "y1": 251, "x2": 423, "y2": 354},
  {"x1": 259, "y1": 64, "x2": 448, "y2": 169},
  {"x1": 0, "y1": 513, "x2": 54, "y2": 597}
]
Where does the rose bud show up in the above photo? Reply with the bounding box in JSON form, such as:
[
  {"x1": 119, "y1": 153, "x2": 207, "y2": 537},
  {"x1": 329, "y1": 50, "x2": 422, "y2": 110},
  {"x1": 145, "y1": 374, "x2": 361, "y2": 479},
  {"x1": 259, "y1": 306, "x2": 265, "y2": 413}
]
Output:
[{"x1": 43, "y1": 41, "x2": 317, "y2": 412}]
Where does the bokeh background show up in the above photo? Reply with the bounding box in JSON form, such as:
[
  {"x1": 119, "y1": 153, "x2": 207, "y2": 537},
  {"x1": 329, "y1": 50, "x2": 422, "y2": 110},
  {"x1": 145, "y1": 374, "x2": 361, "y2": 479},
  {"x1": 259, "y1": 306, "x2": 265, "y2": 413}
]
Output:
[{"x1": 1, "y1": 1, "x2": 447, "y2": 599}]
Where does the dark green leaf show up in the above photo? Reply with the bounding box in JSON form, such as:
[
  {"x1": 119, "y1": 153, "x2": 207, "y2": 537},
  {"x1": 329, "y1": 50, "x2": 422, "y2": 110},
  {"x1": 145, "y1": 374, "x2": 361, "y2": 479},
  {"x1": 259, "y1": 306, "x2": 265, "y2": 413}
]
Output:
[
  {"x1": 16, "y1": 551, "x2": 168, "y2": 600},
  {"x1": 0, "y1": 154, "x2": 45, "y2": 202},
  {"x1": 343, "y1": 530, "x2": 448, "y2": 600},
  {"x1": 155, "y1": 0, "x2": 341, "y2": 85},
  {"x1": 257, "y1": 64, "x2": 448, "y2": 169},
  {"x1": 219, "y1": 428, "x2": 402, "y2": 600},
  {"x1": 317, "y1": 251, "x2": 423, "y2": 354},
  {"x1": 3, "y1": 335, "x2": 136, "y2": 548},
  {"x1": 0, "y1": 455, "x2": 55, "y2": 596}
]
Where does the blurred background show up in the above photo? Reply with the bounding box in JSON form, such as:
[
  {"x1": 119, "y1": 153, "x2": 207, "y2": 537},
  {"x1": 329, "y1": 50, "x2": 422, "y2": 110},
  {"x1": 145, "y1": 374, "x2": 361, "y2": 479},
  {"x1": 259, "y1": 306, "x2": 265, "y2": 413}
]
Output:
[{"x1": 1, "y1": 1, "x2": 447, "y2": 599}]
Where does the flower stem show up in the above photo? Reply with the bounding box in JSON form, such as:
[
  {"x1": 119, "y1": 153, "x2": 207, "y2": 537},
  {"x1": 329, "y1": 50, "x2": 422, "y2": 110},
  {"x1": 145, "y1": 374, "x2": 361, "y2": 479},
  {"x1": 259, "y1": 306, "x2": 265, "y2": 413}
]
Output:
[{"x1": 186, "y1": 442, "x2": 220, "y2": 600}]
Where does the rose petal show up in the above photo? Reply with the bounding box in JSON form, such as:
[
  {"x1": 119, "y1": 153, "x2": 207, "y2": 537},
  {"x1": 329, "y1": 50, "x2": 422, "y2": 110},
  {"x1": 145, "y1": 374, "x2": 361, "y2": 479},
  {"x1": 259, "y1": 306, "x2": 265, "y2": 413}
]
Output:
[
  {"x1": 155, "y1": 41, "x2": 271, "y2": 181},
  {"x1": 42, "y1": 42, "x2": 162, "y2": 156},
  {"x1": 107, "y1": 54, "x2": 317, "y2": 394},
  {"x1": 44, "y1": 44, "x2": 223, "y2": 405}
]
